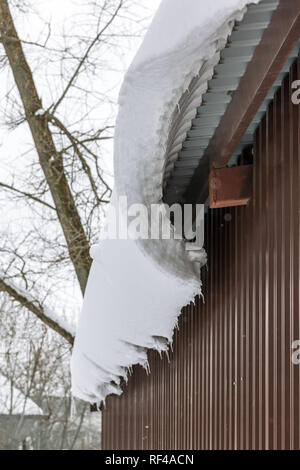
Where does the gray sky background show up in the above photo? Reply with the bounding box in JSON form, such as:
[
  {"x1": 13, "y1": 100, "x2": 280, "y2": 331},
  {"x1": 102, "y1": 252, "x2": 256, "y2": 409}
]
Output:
[{"x1": 0, "y1": 0, "x2": 162, "y2": 324}]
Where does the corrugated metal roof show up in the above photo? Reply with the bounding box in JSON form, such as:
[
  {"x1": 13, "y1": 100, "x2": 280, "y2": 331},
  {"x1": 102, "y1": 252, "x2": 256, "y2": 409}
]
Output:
[{"x1": 163, "y1": 0, "x2": 299, "y2": 206}]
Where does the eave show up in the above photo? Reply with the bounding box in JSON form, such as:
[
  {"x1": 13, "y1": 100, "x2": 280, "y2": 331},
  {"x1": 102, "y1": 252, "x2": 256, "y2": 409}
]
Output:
[{"x1": 163, "y1": 0, "x2": 300, "y2": 209}]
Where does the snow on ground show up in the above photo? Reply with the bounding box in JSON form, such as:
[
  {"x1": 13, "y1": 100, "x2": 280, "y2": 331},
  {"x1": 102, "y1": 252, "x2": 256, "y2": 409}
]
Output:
[{"x1": 71, "y1": 0, "x2": 261, "y2": 403}]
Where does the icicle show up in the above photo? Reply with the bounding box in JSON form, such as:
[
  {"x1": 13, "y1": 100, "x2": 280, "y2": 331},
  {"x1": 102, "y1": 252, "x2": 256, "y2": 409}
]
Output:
[
  {"x1": 199, "y1": 269, "x2": 202, "y2": 296},
  {"x1": 142, "y1": 359, "x2": 150, "y2": 375},
  {"x1": 165, "y1": 350, "x2": 170, "y2": 363}
]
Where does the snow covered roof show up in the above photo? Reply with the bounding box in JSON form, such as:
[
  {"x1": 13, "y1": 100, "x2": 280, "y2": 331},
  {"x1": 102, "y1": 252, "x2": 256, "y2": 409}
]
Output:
[
  {"x1": 71, "y1": 0, "x2": 266, "y2": 404},
  {"x1": 163, "y1": 0, "x2": 281, "y2": 205},
  {"x1": 163, "y1": 0, "x2": 300, "y2": 206}
]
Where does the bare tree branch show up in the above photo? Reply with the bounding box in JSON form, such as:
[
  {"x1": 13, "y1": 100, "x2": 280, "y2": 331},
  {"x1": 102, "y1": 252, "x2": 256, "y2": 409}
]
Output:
[
  {"x1": 51, "y1": 0, "x2": 124, "y2": 115},
  {"x1": 0, "y1": 277, "x2": 74, "y2": 345},
  {"x1": 48, "y1": 114, "x2": 110, "y2": 204},
  {"x1": 0, "y1": 181, "x2": 56, "y2": 211}
]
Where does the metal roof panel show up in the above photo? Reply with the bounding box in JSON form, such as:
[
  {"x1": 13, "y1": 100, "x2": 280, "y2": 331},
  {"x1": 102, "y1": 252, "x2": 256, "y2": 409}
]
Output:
[{"x1": 163, "y1": 0, "x2": 299, "y2": 205}]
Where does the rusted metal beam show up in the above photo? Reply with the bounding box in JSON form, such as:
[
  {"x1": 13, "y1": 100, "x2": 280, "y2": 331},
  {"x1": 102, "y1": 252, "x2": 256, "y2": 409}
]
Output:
[
  {"x1": 185, "y1": 0, "x2": 300, "y2": 205},
  {"x1": 209, "y1": 165, "x2": 253, "y2": 209}
]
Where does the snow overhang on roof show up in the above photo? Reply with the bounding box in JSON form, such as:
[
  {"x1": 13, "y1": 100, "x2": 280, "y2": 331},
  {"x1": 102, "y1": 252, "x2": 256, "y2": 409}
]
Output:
[
  {"x1": 164, "y1": 0, "x2": 300, "y2": 207},
  {"x1": 71, "y1": 0, "x2": 280, "y2": 404}
]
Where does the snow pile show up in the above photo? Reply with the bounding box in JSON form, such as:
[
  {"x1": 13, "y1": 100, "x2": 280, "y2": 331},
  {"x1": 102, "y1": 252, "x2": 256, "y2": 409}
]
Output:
[
  {"x1": 71, "y1": 0, "x2": 261, "y2": 403},
  {"x1": 34, "y1": 108, "x2": 45, "y2": 117}
]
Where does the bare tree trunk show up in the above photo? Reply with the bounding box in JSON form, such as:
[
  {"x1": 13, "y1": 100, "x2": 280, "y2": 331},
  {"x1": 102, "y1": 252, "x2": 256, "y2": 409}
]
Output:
[{"x1": 0, "y1": 0, "x2": 92, "y2": 295}]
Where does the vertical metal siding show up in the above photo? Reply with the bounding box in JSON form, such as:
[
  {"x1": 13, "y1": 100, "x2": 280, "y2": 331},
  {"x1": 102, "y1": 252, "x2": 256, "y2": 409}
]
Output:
[{"x1": 102, "y1": 56, "x2": 300, "y2": 450}]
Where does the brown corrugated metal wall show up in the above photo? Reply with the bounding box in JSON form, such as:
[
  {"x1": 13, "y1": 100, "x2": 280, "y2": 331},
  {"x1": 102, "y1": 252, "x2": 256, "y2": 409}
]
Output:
[{"x1": 102, "y1": 57, "x2": 300, "y2": 450}]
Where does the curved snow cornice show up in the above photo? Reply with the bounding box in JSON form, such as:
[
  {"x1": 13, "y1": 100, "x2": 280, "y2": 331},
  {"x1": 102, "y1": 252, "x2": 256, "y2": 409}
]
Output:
[{"x1": 71, "y1": 0, "x2": 260, "y2": 404}]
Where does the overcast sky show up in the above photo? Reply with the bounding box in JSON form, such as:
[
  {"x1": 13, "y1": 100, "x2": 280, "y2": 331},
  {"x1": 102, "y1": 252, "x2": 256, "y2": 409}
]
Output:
[
  {"x1": 0, "y1": 0, "x2": 162, "y2": 175},
  {"x1": 0, "y1": 0, "x2": 162, "y2": 323}
]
